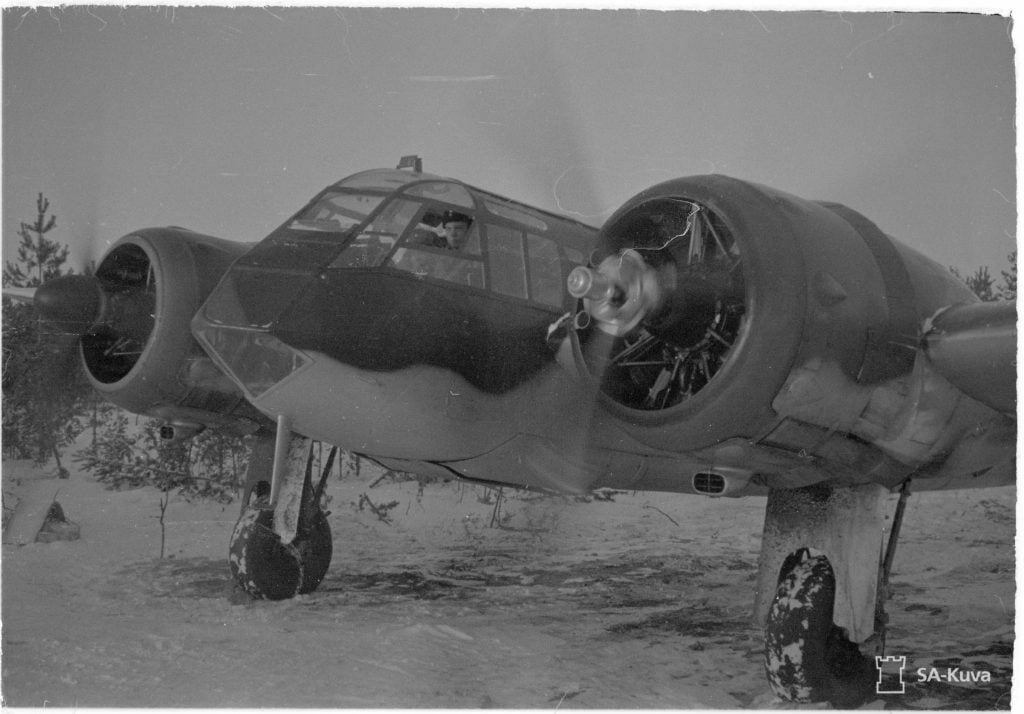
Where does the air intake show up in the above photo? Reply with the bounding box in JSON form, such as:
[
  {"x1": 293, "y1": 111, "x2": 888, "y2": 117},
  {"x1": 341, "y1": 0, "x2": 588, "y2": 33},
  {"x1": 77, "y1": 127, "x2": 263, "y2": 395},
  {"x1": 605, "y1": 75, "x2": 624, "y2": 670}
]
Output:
[{"x1": 693, "y1": 472, "x2": 726, "y2": 495}]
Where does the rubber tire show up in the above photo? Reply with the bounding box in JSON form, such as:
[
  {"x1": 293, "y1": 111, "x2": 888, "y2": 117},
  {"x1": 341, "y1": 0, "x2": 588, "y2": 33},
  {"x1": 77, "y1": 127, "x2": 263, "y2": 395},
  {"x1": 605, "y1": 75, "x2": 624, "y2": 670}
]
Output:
[
  {"x1": 764, "y1": 548, "x2": 875, "y2": 708},
  {"x1": 229, "y1": 504, "x2": 332, "y2": 600}
]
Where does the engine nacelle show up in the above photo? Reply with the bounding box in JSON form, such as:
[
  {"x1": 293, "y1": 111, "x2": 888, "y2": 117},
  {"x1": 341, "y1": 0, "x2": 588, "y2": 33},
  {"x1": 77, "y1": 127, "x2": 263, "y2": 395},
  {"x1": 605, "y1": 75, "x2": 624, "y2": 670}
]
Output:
[
  {"x1": 575, "y1": 175, "x2": 979, "y2": 454},
  {"x1": 81, "y1": 228, "x2": 266, "y2": 435}
]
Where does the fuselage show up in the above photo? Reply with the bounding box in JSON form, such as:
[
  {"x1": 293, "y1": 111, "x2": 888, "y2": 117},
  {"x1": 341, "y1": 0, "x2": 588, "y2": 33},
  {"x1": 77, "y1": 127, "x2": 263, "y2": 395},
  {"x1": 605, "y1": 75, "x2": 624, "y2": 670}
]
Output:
[
  {"x1": 191, "y1": 169, "x2": 616, "y2": 484},
  {"x1": 192, "y1": 170, "x2": 1015, "y2": 496}
]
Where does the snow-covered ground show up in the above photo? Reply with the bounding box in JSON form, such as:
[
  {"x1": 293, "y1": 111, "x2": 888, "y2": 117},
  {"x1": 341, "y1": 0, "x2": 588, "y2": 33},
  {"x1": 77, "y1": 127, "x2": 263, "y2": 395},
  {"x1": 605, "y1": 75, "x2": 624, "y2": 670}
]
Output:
[{"x1": 1, "y1": 456, "x2": 1014, "y2": 708}]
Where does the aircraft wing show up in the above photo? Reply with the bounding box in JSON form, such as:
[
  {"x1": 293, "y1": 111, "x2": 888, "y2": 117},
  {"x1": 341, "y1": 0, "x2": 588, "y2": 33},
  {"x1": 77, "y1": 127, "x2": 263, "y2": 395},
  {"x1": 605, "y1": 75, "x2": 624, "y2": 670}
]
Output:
[{"x1": 921, "y1": 300, "x2": 1016, "y2": 416}]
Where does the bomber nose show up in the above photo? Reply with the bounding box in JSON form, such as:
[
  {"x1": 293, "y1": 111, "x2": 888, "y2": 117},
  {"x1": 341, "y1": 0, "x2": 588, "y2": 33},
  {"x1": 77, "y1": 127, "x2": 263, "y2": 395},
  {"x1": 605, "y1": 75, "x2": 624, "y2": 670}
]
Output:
[{"x1": 34, "y1": 274, "x2": 104, "y2": 334}]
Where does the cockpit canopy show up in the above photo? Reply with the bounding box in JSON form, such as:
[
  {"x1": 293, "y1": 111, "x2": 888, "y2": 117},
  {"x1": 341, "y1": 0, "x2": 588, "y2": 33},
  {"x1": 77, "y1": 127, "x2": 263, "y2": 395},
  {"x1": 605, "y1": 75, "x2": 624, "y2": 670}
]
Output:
[
  {"x1": 194, "y1": 169, "x2": 601, "y2": 399},
  {"x1": 282, "y1": 169, "x2": 595, "y2": 309}
]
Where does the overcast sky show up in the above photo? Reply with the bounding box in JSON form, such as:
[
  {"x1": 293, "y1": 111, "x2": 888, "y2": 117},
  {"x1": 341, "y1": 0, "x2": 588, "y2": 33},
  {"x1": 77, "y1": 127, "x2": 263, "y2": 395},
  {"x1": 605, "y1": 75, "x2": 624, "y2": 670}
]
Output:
[{"x1": 2, "y1": 7, "x2": 1016, "y2": 276}]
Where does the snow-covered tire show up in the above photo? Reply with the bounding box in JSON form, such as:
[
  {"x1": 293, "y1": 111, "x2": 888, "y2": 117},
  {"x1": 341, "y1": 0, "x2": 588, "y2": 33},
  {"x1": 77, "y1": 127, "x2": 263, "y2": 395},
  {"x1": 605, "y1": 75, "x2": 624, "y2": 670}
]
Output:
[
  {"x1": 228, "y1": 504, "x2": 332, "y2": 600},
  {"x1": 764, "y1": 548, "x2": 874, "y2": 707}
]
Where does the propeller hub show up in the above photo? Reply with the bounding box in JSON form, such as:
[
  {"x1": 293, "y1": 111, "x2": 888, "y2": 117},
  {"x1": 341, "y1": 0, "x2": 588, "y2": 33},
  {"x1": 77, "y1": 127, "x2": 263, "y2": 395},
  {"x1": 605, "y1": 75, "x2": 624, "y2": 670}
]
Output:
[
  {"x1": 570, "y1": 250, "x2": 662, "y2": 336},
  {"x1": 567, "y1": 266, "x2": 621, "y2": 303},
  {"x1": 34, "y1": 274, "x2": 104, "y2": 334}
]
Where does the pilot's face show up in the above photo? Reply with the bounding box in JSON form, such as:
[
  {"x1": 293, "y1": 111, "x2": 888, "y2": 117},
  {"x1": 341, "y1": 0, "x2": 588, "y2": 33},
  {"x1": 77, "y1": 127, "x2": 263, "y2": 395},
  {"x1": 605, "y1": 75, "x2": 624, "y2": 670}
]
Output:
[{"x1": 441, "y1": 221, "x2": 470, "y2": 250}]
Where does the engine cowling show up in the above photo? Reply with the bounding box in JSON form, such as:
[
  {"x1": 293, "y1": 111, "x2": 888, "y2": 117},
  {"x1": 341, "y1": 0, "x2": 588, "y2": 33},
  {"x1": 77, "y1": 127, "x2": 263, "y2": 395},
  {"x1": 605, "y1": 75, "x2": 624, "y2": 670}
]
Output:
[
  {"x1": 572, "y1": 175, "x2": 978, "y2": 453},
  {"x1": 75, "y1": 228, "x2": 266, "y2": 436}
]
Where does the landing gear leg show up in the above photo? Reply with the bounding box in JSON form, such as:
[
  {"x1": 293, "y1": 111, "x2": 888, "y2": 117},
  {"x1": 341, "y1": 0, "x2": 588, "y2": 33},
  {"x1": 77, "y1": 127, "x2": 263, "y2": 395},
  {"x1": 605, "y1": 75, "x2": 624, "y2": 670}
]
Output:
[
  {"x1": 876, "y1": 480, "x2": 912, "y2": 654},
  {"x1": 238, "y1": 428, "x2": 275, "y2": 507},
  {"x1": 755, "y1": 483, "x2": 891, "y2": 707},
  {"x1": 229, "y1": 427, "x2": 335, "y2": 600}
]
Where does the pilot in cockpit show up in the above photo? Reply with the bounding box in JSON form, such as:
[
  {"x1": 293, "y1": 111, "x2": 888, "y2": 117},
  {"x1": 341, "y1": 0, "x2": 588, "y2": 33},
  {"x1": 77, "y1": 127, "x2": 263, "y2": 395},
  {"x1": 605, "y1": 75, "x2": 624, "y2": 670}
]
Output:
[
  {"x1": 410, "y1": 210, "x2": 473, "y2": 252},
  {"x1": 437, "y1": 210, "x2": 472, "y2": 251}
]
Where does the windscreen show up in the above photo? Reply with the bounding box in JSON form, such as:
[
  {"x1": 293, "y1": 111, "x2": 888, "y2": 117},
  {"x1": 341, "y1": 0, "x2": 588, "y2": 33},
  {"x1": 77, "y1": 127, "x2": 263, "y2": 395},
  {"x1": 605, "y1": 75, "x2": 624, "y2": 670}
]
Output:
[{"x1": 289, "y1": 192, "x2": 385, "y2": 234}]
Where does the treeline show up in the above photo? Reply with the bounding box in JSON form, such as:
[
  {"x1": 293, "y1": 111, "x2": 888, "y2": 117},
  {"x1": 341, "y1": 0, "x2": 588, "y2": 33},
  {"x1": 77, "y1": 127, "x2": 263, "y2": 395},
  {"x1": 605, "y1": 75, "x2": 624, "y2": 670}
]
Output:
[
  {"x1": 950, "y1": 251, "x2": 1016, "y2": 302},
  {"x1": 3, "y1": 194, "x2": 92, "y2": 474},
  {"x1": 2, "y1": 194, "x2": 252, "y2": 505}
]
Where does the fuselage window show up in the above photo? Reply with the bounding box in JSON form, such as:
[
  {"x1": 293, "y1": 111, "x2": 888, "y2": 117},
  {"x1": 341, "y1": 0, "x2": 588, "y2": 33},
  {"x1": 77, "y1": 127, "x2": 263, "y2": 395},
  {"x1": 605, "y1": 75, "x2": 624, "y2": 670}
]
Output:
[
  {"x1": 402, "y1": 182, "x2": 475, "y2": 210},
  {"x1": 289, "y1": 191, "x2": 384, "y2": 234},
  {"x1": 386, "y1": 202, "x2": 485, "y2": 288},
  {"x1": 404, "y1": 208, "x2": 482, "y2": 256},
  {"x1": 316, "y1": 189, "x2": 573, "y2": 308},
  {"x1": 526, "y1": 234, "x2": 563, "y2": 308},
  {"x1": 389, "y1": 248, "x2": 485, "y2": 288},
  {"x1": 336, "y1": 170, "x2": 426, "y2": 192},
  {"x1": 486, "y1": 224, "x2": 528, "y2": 300},
  {"x1": 482, "y1": 197, "x2": 548, "y2": 233},
  {"x1": 331, "y1": 198, "x2": 421, "y2": 269}
]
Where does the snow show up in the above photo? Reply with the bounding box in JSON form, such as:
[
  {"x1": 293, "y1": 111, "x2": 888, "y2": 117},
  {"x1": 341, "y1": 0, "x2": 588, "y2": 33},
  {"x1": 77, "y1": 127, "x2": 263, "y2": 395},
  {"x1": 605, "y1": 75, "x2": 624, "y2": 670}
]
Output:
[{"x1": 1, "y1": 456, "x2": 1014, "y2": 708}]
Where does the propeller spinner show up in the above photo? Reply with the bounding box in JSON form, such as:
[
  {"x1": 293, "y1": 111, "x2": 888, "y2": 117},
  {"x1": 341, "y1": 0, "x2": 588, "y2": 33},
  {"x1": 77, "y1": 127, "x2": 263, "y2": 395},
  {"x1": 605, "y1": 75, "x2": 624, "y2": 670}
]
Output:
[
  {"x1": 567, "y1": 249, "x2": 664, "y2": 336},
  {"x1": 33, "y1": 274, "x2": 105, "y2": 335},
  {"x1": 22, "y1": 242, "x2": 160, "y2": 386}
]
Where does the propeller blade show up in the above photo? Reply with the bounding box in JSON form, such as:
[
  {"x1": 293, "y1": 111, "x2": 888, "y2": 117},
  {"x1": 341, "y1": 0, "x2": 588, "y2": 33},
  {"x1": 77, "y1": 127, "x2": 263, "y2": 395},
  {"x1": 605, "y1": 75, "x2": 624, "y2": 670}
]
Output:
[{"x1": 2, "y1": 287, "x2": 37, "y2": 304}]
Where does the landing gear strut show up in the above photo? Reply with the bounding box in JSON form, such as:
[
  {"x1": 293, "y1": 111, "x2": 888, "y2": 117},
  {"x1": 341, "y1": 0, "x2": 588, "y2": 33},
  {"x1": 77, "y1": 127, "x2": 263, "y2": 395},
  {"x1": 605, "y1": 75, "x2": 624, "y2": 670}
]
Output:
[{"x1": 229, "y1": 429, "x2": 336, "y2": 600}]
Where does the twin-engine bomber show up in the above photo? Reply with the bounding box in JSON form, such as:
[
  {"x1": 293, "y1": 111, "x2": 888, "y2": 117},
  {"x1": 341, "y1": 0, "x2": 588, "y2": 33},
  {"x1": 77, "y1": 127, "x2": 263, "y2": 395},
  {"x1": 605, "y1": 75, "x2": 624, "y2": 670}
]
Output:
[{"x1": 21, "y1": 164, "x2": 1015, "y2": 706}]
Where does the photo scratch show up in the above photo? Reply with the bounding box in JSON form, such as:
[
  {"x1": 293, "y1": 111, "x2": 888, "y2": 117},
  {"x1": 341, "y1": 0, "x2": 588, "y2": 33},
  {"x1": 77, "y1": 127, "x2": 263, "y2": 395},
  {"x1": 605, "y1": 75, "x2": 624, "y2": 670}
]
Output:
[
  {"x1": 991, "y1": 188, "x2": 1011, "y2": 204},
  {"x1": 408, "y1": 75, "x2": 498, "y2": 83},
  {"x1": 47, "y1": 8, "x2": 62, "y2": 32},
  {"x1": 749, "y1": 12, "x2": 770, "y2": 34},
  {"x1": 12, "y1": 8, "x2": 34, "y2": 31},
  {"x1": 85, "y1": 8, "x2": 108, "y2": 31},
  {"x1": 551, "y1": 165, "x2": 617, "y2": 221},
  {"x1": 845, "y1": 12, "x2": 904, "y2": 59}
]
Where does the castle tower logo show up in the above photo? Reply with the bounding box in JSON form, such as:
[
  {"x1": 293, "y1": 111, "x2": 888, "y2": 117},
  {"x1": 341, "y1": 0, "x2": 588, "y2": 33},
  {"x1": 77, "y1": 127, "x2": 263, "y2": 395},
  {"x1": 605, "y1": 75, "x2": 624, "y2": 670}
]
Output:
[{"x1": 876, "y1": 655, "x2": 907, "y2": 694}]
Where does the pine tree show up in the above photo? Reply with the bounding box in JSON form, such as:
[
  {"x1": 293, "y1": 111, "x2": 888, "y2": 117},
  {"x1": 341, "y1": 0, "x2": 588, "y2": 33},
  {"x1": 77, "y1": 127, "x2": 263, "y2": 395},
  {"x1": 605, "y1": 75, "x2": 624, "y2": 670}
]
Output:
[
  {"x1": 951, "y1": 252, "x2": 1017, "y2": 303},
  {"x1": 2, "y1": 194, "x2": 88, "y2": 471},
  {"x1": 76, "y1": 416, "x2": 248, "y2": 557},
  {"x1": 966, "y1": 266, "x2": 997, "y2": 302},
  {"x1": 950, "y1": 264, "x2": 998, "y2": 302},
  {"x1": 3, "y1": 193, "x2": 69, "y2": 287},
  {"x1": 999, "y1": 251, "x2": 1016, "y2": 300}
]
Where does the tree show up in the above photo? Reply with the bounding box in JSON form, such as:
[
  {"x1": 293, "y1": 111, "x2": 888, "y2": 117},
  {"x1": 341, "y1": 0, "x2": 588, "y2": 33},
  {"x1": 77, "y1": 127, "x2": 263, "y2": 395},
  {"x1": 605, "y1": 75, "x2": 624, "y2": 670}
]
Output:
[
  {"x1": 950, "y1": 252, "x2": 1017, "y2": 303},
  {"x1": 2, "y1": 194, "x2": 88, "y2": 471},
  {"x1": 3, "y1": 193, "x2": 69, "y2": 287},
  {"x1": 1, "y1": 303, "x2": 43, "y2": 459},
  {"x1": 75, "y1": 415, "x2": 249, "y2": 557},
  {"x1": 949, "y1": 265, "x2": 997, "y2": 302},
  {"x1": 999, "y1": 251, "x2": 1016, "y2": 300}
]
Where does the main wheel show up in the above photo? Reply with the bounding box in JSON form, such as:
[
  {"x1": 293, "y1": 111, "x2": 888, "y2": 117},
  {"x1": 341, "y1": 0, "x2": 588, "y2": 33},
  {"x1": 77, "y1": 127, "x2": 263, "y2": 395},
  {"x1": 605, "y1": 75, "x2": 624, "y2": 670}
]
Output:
[
  {"x1": 764, "y1": 548, "x2": 875, "y2": 708},
  {"x1": 228, "y1": 502, "x2": 332, "y2": 600}
]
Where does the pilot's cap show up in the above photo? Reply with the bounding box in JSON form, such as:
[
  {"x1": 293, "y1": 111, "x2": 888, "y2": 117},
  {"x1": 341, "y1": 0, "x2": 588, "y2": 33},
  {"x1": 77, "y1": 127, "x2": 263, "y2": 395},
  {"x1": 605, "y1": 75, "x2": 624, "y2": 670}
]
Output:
[{"x1": 442, "y1": 210, "x2": 471, "y2": 225}]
